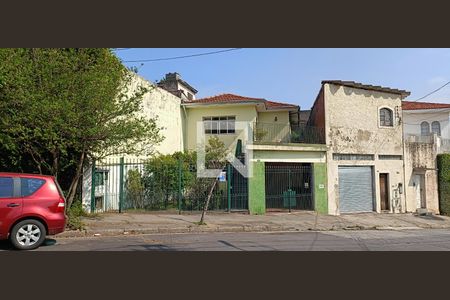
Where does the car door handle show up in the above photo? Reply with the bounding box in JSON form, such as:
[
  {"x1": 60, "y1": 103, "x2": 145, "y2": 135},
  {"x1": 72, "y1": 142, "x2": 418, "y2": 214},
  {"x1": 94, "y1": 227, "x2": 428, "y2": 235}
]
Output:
[{"x1": 7, "y1": 203, "x2": 20, "y2": 207}]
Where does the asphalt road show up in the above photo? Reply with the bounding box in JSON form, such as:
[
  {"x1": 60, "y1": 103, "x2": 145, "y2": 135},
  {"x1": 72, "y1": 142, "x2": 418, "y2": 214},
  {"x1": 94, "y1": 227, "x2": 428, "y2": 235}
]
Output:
[{"x1": 3, "y1": 229, "x2": 450, "y2": 251}]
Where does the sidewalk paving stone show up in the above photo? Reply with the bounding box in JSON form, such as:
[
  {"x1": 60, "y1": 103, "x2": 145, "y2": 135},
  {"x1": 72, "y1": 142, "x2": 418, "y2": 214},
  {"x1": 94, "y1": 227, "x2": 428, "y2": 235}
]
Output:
[{"x1": 58, "y1": 211, "x2": 450, "y2": 238}]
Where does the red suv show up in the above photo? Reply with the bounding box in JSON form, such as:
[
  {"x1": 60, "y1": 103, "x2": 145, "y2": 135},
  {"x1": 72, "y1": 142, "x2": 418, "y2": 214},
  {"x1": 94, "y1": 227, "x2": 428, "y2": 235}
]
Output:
[{"x1": 0, "y1": 173, "x2": 66, "y2": 250}]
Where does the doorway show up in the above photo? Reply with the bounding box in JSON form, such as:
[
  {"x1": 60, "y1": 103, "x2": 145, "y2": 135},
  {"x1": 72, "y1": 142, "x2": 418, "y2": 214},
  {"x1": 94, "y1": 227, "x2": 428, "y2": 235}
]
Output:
[
  {"x1": 265, "y1": 162, "x2": 313, "y2": 211},
  {"x1": 414, "y1": 174, "x2": 426, "y2": 209},
  {"x1": 379, "y1": 173, "x2": 389, "y2": 211}
]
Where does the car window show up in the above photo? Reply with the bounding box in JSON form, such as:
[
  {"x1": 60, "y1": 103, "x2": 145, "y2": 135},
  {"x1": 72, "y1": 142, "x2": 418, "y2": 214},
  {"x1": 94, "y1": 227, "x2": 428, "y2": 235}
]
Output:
[
  {"x1": 0, "y1": 177, "x2": 14, "y2": 198},
  {"x1": 21, "y1": 178, "x2": 46, "y2": 197}
]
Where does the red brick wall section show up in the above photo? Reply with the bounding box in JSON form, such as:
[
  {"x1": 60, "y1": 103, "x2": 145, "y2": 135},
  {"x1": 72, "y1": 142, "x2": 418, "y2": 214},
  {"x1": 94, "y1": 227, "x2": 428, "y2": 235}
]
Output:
[{"x1": 308, "y1": 87, "x2": 325, "y2": 131}]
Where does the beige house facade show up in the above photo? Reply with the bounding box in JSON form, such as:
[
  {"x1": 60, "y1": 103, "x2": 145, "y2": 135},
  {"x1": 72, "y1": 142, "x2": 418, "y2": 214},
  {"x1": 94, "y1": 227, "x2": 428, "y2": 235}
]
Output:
[
  {"x1": 309, "y1": 81, "x2": 410, "y2": 215},
  {"x1": 181, "y1": 93, "x2": 328, "y2": 215}
]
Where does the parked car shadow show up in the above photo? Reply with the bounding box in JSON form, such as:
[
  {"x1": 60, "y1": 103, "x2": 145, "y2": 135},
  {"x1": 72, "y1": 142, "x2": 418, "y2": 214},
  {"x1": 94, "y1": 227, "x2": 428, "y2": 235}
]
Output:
[{"x1": 0, "y1": 238, "x2": 57, "y2": 251}]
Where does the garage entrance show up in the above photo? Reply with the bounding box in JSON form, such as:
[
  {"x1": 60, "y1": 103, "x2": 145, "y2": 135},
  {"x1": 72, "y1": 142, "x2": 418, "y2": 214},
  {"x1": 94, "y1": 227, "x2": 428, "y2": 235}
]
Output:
[
  {"x1": 338, "y1": 166, "x2": 374, "y2": 213},
  {"x1": 265, "y1": 162, "x2": 313, "y2": 211}
]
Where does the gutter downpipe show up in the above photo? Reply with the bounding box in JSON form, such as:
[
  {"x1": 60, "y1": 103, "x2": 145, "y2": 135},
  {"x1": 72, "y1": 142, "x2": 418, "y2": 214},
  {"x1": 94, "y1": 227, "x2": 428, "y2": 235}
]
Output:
[
  {"x1": 182, "y1": 103, "x2": 188, "y2": 151},
  {"x1": 401, "y1": 95, "x2": 408, "y2": 214}
]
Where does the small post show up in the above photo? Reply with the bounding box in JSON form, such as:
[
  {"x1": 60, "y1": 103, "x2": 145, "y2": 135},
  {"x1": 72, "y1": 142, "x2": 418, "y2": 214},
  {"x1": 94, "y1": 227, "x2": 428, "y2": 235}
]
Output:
[
  {"x1": 288, "y1": 169, "x2": 292, "y2": 213},
  {"x1": 90, "y1": 159, "x2": 96, "y2": 213},
  {"x1": 119, "y1": 157, "x2": 124, "y2": 213},
  {"x1": 178, "y1": 158, "x2": 182, "y2": 214},
  {"x1": 227, "y1": 163, "x2": 232, "y2": 212}
]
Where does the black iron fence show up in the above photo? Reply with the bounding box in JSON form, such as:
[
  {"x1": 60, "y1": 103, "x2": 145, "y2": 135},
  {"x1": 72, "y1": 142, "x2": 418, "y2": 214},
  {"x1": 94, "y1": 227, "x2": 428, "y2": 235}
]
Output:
[
  {"x1": 89, "y1": 157, "x2": 248, "y2": 213},
  {"x1": 265, "y1": 163, "x2": 313, "y2": 211},
  {"x1": 253, "y1": 122, "x2": 325, "y2": 144}
]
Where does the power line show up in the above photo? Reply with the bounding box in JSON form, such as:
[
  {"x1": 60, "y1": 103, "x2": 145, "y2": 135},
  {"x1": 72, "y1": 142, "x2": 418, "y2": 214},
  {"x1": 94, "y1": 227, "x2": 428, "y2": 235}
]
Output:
[
  {"x1": 112, "y1": 48, "x2": 132, "y2": 51},
  {"x1": 414, "y1": 81, "x2": 450, "y2": 101},
  {"x1": 122, "y1": 48, "x2": 242, "y2": 63}
]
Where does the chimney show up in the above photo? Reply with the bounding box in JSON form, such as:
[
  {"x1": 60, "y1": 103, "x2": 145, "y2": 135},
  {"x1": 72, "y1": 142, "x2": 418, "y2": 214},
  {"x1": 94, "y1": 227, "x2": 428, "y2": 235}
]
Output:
[{"x1": 158, "y1": 72, "x2": 198, "y2": 101}]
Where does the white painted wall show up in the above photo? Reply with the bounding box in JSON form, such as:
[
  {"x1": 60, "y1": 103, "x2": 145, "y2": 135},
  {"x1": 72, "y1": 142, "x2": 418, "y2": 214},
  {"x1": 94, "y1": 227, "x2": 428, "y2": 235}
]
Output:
[
  {"x1": 131, "y1": 74, "x2": 184, "y2": 156},
  {"x1": 403, "y1": 109, "x2": 450, "y2": 139},
  {"x1": 82, "y1": 73, "x2": 184, "y2": 212}
]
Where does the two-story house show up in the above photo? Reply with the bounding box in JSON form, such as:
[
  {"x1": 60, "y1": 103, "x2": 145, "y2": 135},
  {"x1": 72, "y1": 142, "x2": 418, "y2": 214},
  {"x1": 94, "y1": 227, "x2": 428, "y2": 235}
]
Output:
[
  {"x1": 182, "y1": 94, "x2": 328, "y2": 214},
  {"x1": 309, "y1": 81, "x2": 410, "y2": 215},
  {"x1": 402, "y1": 100, "x2": 450, "y2": 214}
]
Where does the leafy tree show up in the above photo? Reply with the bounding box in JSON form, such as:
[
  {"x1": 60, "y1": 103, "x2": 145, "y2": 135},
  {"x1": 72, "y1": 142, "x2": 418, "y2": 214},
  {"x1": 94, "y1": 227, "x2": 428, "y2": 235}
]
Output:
[
  {"x1": 125, "y1": 169, "x2": 145, "y2": 210},
  {"x1": 141, "y1": 151, "x2": 196, "y2": 210},
  {"x1": 0, "y1": 48, "x2": 163, "y2": 208},
  {"x1": 139, "y1": 137, "x2": 228, "y2": 214},
  {"x1": 199, "y1": 136, "x2": 228, "y2": 223}
]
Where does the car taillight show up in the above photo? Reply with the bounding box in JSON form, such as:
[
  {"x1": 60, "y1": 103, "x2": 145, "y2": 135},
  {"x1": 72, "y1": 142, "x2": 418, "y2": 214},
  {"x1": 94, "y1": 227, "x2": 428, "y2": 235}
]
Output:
[{"x1": 56, "y1": 197, "x2": 65, "y2": 213}]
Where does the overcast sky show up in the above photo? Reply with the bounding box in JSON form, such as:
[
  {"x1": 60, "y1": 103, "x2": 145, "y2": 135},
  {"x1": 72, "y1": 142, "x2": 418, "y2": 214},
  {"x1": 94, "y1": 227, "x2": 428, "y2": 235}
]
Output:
[{"x1": 115, "y1": 48, "x2": 450, "y2": 110}]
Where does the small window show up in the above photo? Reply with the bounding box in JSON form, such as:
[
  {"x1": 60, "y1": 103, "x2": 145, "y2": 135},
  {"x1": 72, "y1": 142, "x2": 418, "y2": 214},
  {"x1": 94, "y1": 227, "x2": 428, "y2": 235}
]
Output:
[
  {"x1": 380, "y1": 108, "x2": 393, "y2": 127},
  {"x1": 203, "y1": 116, "x2": 235, "y2": 134},
  {"x1": 0, "y1": 177, "x2": 14, "y2": 198},
  {"x1": 333, "y1": 153, "x2": 375, "y2": 161},
  {"x1": 378, "y1": 155, "x2": 403, "y2": 160},
  {"x1": 421, "y1": 121, "x2": 430, "y2": 136},
  {"x1": 94, "y1": 171, "x2": 108, "y2": 187},
  {"x1": 431, "y1": 121, "x2": 441, "y2": 136},
  {"x1": 21, "y1": 178, "x2": 46, "y2": 197}
]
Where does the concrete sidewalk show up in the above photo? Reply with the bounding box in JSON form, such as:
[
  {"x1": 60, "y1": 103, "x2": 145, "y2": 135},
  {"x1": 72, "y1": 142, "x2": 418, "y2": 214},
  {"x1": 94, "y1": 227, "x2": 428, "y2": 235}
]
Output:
[{"x1": 58, "y1": 211, "x2": 450, "y2": 238}]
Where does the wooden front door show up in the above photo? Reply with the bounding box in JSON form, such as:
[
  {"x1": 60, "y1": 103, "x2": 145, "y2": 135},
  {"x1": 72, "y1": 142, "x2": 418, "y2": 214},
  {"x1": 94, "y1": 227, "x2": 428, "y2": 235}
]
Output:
[{"x1": 379, "y1": 174, "x2": 389, "y2": 211}]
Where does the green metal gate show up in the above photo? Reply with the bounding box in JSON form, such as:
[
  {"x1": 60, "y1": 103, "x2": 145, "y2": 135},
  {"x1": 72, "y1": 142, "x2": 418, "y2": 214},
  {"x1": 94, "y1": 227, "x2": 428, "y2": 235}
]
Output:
[
  {"x1": 90, "y1": 158, "x2": 249, "y2": 213},
  {"x1": 265, "y1": 162, "x2": 313, "y2": 211}
]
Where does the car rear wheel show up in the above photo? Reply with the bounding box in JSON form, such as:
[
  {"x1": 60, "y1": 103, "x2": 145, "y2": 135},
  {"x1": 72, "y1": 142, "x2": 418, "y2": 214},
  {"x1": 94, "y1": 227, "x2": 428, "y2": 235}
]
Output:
[{"x1": 10, "y1": 219, "x2": 46, "y2": 250}]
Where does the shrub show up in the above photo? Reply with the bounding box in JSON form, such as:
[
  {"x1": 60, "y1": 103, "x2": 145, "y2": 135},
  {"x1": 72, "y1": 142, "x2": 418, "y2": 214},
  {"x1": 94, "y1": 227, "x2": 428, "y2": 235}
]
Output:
[
  {"x1": 438, "y1": 154, "x2": 450, "y2": 215},
  {"x1": 66, "y1": 199, "x2": 87, "y2": 230}
]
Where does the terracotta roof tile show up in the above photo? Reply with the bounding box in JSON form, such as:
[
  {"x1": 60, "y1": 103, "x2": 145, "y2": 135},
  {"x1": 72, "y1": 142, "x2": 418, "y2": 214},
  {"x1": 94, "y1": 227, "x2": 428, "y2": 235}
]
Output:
[
  {"x1": 183, "y1": 93, "x2": 298, "y2": 110},
  {"x1": 402, "y1": 100, "x2": 450, "y2": 110}
]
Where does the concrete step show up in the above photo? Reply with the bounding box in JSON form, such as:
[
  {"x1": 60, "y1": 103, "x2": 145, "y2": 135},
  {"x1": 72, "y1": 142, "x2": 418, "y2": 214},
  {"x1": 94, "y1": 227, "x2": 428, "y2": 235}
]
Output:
[{"x1": 416, "y1": 208, "x2": 432, "y2": 216}]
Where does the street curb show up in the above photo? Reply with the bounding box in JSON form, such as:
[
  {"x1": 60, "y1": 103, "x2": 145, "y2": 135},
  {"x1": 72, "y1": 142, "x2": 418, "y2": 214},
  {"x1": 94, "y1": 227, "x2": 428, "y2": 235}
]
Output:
[{"x1": 56, "y1": 223, "x2": 450, "y2": 238}]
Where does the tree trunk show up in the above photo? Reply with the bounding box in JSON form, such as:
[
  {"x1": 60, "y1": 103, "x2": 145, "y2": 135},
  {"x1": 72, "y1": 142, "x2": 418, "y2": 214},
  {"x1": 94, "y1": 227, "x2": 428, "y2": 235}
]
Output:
[
  {"x1": 51, "y1": 151, "x2": 59, "y2": 179},
  {"x1": 199, "y1": 178, "x2": 218, "y2": 224},
  {"x1": 66, "y1": 151, "x2": 85, "y2": 209}
]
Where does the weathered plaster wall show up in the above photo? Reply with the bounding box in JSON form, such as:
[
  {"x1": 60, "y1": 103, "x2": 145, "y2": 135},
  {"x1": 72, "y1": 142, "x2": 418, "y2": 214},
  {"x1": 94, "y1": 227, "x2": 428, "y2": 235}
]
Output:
[
  {"x1": 102, "y1": 74, "x2": 184, "y2": 159},
  {"x1": 132, "y1": 75, "x2": 184, "y2": 155},
  {"x1": 323, "y1": 83, "x2": 406, "y2": 215},
  {"x1": 404, "y1": 141, "x2": 439, "y2": 213}
]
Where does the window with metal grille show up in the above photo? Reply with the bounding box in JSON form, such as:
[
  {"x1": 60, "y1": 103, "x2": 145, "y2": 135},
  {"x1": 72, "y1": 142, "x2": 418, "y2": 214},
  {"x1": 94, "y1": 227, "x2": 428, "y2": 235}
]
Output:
[
  {"x1": 378, "y1": 155, "x2": 403, "y2": 160},
  {"x1": 432, "y1": 121, "x2": 441, "y2": 136},
  {"x1": 203, "y1": 116, "x2": 235, "y2": 134},
  {"x1": 379, "y1": 108, "x2": 393, "y2": 127},
  {"x1": 421, "y1": 121, "x2": 430, "y2": 136},
  {"x1": 333, "y1": 153, "x2": 375, "y2": 161}
]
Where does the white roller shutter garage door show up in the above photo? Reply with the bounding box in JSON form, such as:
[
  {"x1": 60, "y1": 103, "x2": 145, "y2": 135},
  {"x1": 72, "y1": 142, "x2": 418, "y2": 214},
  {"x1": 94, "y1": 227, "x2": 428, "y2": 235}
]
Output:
[{"x1": 338, "y1": 166, "x2": 374, "y2": 213}]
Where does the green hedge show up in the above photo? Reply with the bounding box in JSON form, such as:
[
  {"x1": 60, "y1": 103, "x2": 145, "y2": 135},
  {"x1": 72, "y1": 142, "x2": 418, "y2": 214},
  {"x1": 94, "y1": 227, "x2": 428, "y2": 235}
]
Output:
[{"x1": 438, "y1": 154, "x2": 450, "y2": 215}]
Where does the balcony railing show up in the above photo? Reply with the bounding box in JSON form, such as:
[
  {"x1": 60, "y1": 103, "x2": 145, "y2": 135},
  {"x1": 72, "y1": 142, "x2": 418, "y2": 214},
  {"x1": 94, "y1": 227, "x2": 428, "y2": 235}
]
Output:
[
  {"x1": 405, "y1": 134, "x2": 434, "y2": 144},
  {"x1": 253, "y1": 122, "x2": 325, "y2": 145},
  {"x1": 405, "y1": 134, "x2": 450, "y2": 154}
]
